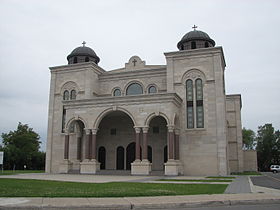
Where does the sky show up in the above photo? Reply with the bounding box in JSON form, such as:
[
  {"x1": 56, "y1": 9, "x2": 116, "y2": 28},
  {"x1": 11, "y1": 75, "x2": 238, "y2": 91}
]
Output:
[{"x1": 0, "y1": 0, "x2": 279, "y2": 151}]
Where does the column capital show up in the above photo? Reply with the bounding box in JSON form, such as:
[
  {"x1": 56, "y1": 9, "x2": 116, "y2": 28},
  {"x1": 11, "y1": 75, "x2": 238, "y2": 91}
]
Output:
[
  {"x1": 84, "y1": 128, "x2": 91, "y2": 135},
  {"x1": 142, "y1": 126, "x2": 149, "y2": 133},
  {"x1": 92, "y1": 128, "x2": 98, "y2": 135},
  {"x1": 167, "y1": 125, "x2": 175, "y2": 132},
  {"x1": 134, "y1": 126, "x2": 141, "y2": 133},
  {"x1": 175, "y1": 129, "x2": 180, "y2": 135},
  {"x1": 64, "y1": 129, "x2": 69, "y2": 135}
]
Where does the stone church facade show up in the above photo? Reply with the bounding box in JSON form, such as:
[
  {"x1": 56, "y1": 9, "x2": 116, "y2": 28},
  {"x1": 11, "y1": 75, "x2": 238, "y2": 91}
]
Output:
[{"x1": 46, "y1": 28, "x2": 256, "y2": 176}]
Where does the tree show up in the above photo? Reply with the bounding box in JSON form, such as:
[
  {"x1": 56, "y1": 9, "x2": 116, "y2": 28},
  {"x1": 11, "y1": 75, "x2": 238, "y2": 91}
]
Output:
[
  {"x1": 242, "y1": 127, "x2": 256, "y2": 150},
  {"x1": 1, "y1": 122, "x2": 45, "y2": 170},
  {"x1": 256, "y1": 124, "x2": 280, "y2": 171}
]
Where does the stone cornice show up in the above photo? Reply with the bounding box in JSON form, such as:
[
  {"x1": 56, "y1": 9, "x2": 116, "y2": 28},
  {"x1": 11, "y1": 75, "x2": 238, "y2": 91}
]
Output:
[
  {"x1": 49, "y1": 62, "x2": 106, "y2": 74},
  {"x1": 99, "y1": 67, "x2": 166, "y2": 81},
  {"x1": 63, "y1": 93, "x2": 183, "y2": 109},
  {"x1": 164, "y1": 47, "x2": 226, "y2": 69}
]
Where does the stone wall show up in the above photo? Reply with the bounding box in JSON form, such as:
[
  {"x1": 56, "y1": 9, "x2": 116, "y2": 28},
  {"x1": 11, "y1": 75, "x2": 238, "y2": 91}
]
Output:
[{"x1": 243, "y1": 150, "x2": 258, "y2": 171}]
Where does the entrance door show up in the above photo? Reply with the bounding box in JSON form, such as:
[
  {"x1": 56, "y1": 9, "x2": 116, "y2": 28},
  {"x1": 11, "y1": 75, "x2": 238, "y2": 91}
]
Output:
[
  {"x1": 98, "y1": 146, "x2": 106, "y2": 169},
  {"x1": 126, "y1": 142, "x2": 135, "y2": 170},
  {"x1": 116, "y1": 146, "x2": 124, "y2": 170}
]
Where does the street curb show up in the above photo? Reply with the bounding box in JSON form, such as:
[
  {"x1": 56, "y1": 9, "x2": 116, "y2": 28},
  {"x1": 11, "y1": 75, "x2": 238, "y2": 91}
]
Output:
[{"x1": 1, "y1": 197, "x2": 280, "y2": 210}]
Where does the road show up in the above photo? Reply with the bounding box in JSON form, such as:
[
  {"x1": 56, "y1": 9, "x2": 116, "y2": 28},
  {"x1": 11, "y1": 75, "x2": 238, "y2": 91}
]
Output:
[
  {"x1": 152, "y1": 204, "x2": 280, "y2": 210},
  {"x1": 251, "y1": 172, "x2": 280, "y2": 190}
]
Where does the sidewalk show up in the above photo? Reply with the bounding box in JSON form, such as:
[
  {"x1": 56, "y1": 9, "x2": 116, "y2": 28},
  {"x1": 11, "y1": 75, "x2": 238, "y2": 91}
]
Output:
[{"x1": 0, "y1": 193, "x2": 279, "y2": 209}]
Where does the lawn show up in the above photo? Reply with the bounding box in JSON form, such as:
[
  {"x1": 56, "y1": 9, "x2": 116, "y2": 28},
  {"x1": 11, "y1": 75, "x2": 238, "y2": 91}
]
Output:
[
  {"x1": 0, "y1": 170, "x2": 44, "y2": 175},
  {"x1": 157, "y1": 179, "x2": 232, "y2": 182},
  {"x1": 0, "y1": 178, "x2": 228, "y2": 197}
]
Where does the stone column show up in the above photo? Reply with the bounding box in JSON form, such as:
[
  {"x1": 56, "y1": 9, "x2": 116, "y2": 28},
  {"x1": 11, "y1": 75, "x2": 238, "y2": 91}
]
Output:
[
  {"x1": 168, "y1": 126, "x2": 175, "y2": 160},
  {"x1": 59, "y1": 131, "x2": 72, "y2": 173},
  {"x1": 64, "y1": 133, "x2": 70, "y2": 160},
  {"x1": 142, "y1": 127, "x2": 149, "y2": 160},
  {"x1": 80, "y1": 128, "x2": 100, "y2": 174},
  {"x1": 77, "y1": 136, "x2": 82, "y2": 160},
  {"x1": 84, "y1": 129, "x2": 91, "y2": 160},
  {"x1": 175, "y1": 129, "x2": 180, "y2": 160},
  {"x1": 91, "y1": 128, "x2": 98, "y2": 160},
  {"x1": 135, "y1": 127, "x2": 141, "y2": 160}
]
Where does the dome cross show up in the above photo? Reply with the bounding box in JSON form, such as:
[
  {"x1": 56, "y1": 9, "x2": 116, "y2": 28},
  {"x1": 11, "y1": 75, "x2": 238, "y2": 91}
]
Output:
[
  {"x1": 192, "y1": 25, "x2": 198, "y2": 30},
  {"x1": 82, "y1": 41, "x2": 86, "y2": 47}
]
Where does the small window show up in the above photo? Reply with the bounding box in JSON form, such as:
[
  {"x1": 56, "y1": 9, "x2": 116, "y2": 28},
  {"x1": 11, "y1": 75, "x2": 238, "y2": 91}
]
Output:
[
  {"x1": 70, "y1": 90, "x2": 76, "y2": 100},
  {"x1": 148, "y1": 86, "x2": 157, "y2": 94},
  {"x1": 191, "y1": 41, "x2": 196, "y2": 49},
  {"x1": 110, "y1": 128, "x2": 116, "y2": 135},
  {"x1": 153, "y1": 126, "x2": 159, "y2": 134},
  {"x1": 113, "y1": 89, "x2": 121, "y2": 96},
  {"x1": 205, "y1": 42, "x2": 209, "y2": 48},
  {"x1": 73, "y1": 57, "x2": 78, "y2": 63},
  {"x1": 181, "y1": 45, "x2": 184, "y2": 50},
  {"x1": 85, "y1": 57, "x2": 89, "y2": 62},
  {"x1": 63, "y1": 90, "x2": 69, "y2": 100},
  {"x1": 126, "y1": 83, "x2": 143, "y2": 95}
]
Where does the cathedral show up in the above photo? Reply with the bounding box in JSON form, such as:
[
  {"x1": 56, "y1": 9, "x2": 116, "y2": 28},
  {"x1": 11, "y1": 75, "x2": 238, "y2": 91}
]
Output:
[{"x1": 46, "y1": 27, "x2": 257, "y2": 176}]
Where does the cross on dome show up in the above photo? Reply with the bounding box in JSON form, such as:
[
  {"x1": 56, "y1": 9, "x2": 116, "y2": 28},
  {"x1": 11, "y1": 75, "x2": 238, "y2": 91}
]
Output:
[
  {"x1": 82, "y1": 41, "x2": 86, "y2": 47},
  {"x1": 192, "y1": 25, "x2": 198, "y2": 30}
]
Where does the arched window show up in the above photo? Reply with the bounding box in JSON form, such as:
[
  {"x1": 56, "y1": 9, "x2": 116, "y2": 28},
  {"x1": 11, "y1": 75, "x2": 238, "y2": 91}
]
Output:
[
  {"x1": 205, "y1": 42, "x2": 209, "y2": 48},
  {"x1": 85, "y1": 57, "x2": 89, "y2": 62},
  {"x1": 70, "y1": 90, "x2": 76, "y2": 100},
  {"x1": 191, "y1": 41, "x2": 196, "y2": 49},
  {"x1": 126, "y1": 83, "x2": 143, "y2": 95},
  {"x1": 195, "y1": 79, "x2": 204, "y2": 128},
  {"x1": 73, "y1": 57, "x2": 78, "y2": 63},
  {"x1": 186, "y1": 80, "x2": 194, "y2": 128},
  {"x1": 113, "y1": 88, "x2": 121, "y2": 96},
  {"x1": 63, "y1": 90, "x2": 69, "y2": 100},
  {"x1": 148, "y1": 86, "x2": 157, "y2": 94}
]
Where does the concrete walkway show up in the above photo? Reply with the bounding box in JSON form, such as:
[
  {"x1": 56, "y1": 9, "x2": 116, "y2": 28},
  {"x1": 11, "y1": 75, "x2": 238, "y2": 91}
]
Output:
[
  {"x1": 0, "y1": 193, "x2": 279, "y2": 209},
  {"x1": 225, "y1": 176, "x2": 251, "y2": 194}
]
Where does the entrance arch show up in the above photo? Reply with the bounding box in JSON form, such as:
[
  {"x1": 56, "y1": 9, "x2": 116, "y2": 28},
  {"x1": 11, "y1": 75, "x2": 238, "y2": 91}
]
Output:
[
  {"x1": 147, "y1": 116, "x2": 168, "y2": 171},
  {"x1": 96, "y1": 110, "x2": 135, "y2": 170}
]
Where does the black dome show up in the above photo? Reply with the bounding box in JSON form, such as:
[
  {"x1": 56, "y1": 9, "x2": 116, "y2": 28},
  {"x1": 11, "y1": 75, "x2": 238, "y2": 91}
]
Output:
[
  {"x1": 67, "y1": 44, "x2": 100, "y2": 64},
  {"x1": 177, "y1": 29, "x2": 215, "y2": 50}
]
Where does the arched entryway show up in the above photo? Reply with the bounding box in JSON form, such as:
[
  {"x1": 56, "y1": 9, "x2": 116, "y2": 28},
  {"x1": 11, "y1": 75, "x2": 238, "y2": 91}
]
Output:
[
  {"x1": 62, "y1": 119, "x2": 87, "y2": 173},
  {"x1": 96, "y1": 110, "x2": 135, "y2": 170},
  {"x1": 147, "y1": 116, "x2": 168, "y2": 171}
]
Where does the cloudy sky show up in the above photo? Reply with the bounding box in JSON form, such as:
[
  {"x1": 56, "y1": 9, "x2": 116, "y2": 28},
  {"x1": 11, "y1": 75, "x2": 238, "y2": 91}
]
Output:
[{"x1": 0, "y1": 0, "x2": 279, "y2": 151}]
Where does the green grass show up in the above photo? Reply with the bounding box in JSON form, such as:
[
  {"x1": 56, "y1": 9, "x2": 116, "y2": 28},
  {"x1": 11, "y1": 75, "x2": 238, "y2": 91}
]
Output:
[
  {"x1": 206, "y1": 176, "x2": 235, "y2": 179},
  {"x1": 0, "y1": 178, "x2": 228, "y2": 197},
  {"x1": 0, "y1": 170, "x2": 44, "y2": 175},
  {"x1": 157, "y1": 179, "x2": 232, "y2": 182},
  {"x1": 231, "y1": 171, "x2": 261, "y2": 176}
]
